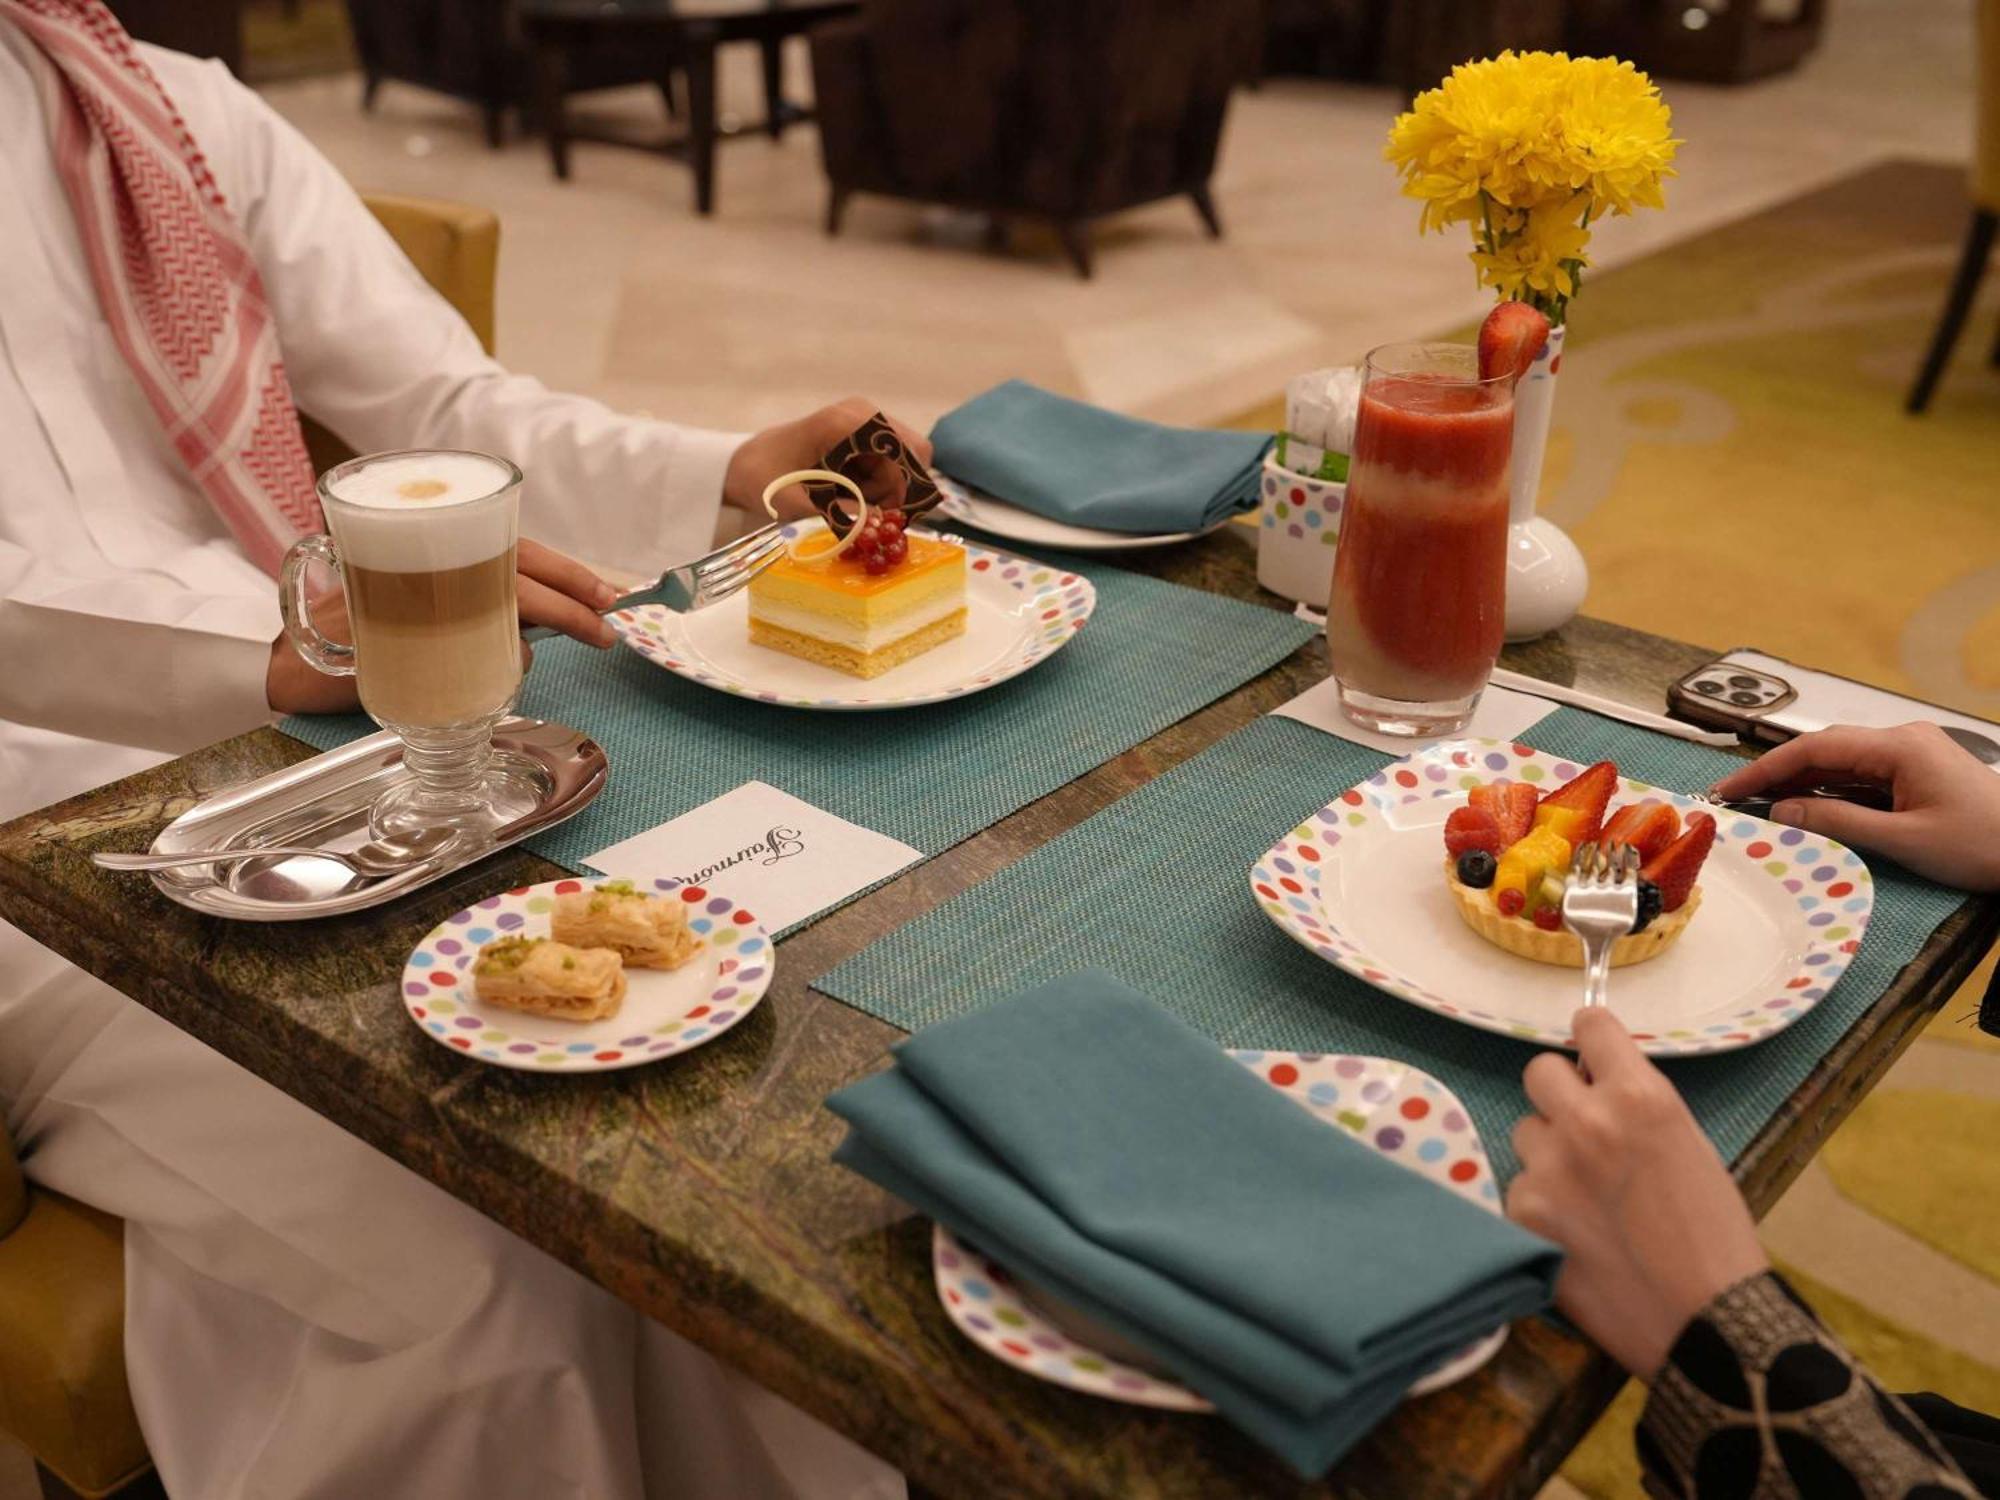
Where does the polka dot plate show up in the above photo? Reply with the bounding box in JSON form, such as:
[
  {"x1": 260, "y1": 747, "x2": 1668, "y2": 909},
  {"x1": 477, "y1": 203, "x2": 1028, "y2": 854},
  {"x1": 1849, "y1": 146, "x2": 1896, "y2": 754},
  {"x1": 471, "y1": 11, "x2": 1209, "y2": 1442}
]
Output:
[
  {"x1": 1252, "y1": 739, "x2": 1875, "y2": 1058},
  {"x1": 401, "y1": 877, "x2": 773, "y2": 1072},
  {"x1": 930, "y1": 471, "x2": 1224, "y2": 552},
  {"x1": 933, "y1": 1051, "x2": 1507, "y2": 1411},
  {"x1": 610, "y1": 527, "x2": 1096, "y2": 711}
]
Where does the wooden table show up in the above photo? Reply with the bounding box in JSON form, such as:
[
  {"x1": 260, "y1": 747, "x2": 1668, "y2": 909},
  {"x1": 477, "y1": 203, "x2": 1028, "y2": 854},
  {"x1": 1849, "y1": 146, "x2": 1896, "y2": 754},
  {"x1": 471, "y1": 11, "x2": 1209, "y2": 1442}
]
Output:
[
  {"x1": 520, "y1": 0, "x2": 858, "y2": 216},
  {"x1": 3, "y1": 525, "x2": 1994, "y2": 1499}
]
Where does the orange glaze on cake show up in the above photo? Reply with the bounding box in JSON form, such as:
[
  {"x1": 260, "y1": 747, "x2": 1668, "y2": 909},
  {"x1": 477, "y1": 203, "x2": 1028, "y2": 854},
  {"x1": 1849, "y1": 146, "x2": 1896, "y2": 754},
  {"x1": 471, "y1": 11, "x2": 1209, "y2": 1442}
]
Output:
[{"x1": 748, "y1": 533, "x2": 967, "y2": 678}]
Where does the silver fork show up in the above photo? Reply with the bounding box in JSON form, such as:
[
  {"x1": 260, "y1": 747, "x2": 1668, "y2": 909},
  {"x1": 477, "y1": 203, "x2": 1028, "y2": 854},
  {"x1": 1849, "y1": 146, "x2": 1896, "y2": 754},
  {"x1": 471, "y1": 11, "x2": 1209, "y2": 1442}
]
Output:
[
  {"x1": 520, "y1": 522, "x2": 786, "y2": 641},
  {"x1": 1561, "y1": 841, "x2": 1641, "y2": 1013}
]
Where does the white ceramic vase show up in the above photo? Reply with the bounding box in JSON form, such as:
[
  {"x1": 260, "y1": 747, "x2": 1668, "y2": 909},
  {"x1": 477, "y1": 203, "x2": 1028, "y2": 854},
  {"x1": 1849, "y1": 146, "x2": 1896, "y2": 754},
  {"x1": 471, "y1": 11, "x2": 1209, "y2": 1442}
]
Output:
[{"x1": 1504, "y1": 322, "x2": 1589, "y2": 641}]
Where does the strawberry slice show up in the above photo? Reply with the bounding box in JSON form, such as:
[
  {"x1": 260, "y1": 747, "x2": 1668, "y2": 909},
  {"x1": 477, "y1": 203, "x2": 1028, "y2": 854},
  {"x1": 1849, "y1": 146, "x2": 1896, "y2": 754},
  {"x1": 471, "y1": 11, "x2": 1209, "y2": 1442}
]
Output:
[
  {"x1": 1445, "y1": 805, "x2": 1503, "y2": 858},
  {"x1": 1534, "y1": 760, "x2": 1618, "y2": 846},
  {"x1": 1477, "y1": 300, "x2": 1551, "y2": 384},
  {"x1": 1600, "y1": 800, "x2": 1682, "y2": 863},
  {"x1": 1469, "y1": 781, "x2": 1538, "y2": 847},
  {"x1": 1641, "y1": 811, "x2": 1717, "y2": 913}
]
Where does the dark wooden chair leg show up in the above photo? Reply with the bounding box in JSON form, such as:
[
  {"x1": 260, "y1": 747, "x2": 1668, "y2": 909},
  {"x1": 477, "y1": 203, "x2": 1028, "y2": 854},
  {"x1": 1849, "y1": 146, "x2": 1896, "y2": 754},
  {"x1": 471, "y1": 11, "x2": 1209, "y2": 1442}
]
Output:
[
  {"x1": 685, "y1": 26, "x2": 721, "y2": 215},
  {"x1": 983, "y1": 214, "x2": 1009, "y2": 251},
  {"x1": 1189, "y1": 184, "x2": 1223, "y2": 238},
  {"x1": 759, "y1": 34, "x2": 786, "y2": 139},
  {"x1": 657, "y1": 73, "x2": 681, "y2": 121},
  {"x1": 1057, "y1": 219, "x2": 1094, "y2": 279},
  {"x1": 1990, "y1": 309, "x2": 2000, "y2": 368},
  {"x1": 533, "y1": 36, "x2": 572, "y2": 181},
  {"x1": 360, "y1": 71, "x2": 381, "y2": 111},
  {"x1": 1907, "y1": 208, "x2": 1997, "y2": 413},
  {"x1": 481, "y1": 100, "x2": 506, "y2": 149},
  {"x1": 825, "y1": 187, "x2": 850, "y2": 236}
]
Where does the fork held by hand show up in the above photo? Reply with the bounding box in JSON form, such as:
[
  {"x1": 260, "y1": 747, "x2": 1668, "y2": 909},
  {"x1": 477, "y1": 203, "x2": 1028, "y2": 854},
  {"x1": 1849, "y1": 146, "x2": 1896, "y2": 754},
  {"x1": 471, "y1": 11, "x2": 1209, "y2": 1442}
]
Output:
[
  {"x1": 1561, "y1": 841, "x2": 1641, "y2": 1013},
  {"x1": 520, "y1": 522, "x2": 787, "y2": 642}
]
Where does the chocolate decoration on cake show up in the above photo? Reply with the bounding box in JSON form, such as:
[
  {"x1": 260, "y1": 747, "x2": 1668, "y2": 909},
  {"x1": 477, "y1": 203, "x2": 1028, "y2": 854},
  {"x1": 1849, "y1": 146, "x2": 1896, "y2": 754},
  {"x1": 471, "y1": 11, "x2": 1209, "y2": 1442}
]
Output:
[{"x1": 805, "y1": 413, "x2": 943, "y2": 534}]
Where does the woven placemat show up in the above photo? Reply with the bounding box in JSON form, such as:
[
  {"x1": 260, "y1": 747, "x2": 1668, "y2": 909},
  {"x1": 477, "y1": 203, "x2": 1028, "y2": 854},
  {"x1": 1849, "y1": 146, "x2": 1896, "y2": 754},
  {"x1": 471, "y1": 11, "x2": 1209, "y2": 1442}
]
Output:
[
  {"x1": 817, "y1": 710, "x2": 1965, "y2": 1179},
  {"x1": 284, "y1": 562, "x2": 1314, "y2": 933}
]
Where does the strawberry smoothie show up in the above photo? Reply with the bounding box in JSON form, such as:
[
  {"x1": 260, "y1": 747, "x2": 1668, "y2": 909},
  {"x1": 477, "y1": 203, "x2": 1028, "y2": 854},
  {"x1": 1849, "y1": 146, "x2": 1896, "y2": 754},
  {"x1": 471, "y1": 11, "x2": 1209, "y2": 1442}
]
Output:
[{"x1": 1326, "y1": 345, "x2": 1514, "y2": 734}]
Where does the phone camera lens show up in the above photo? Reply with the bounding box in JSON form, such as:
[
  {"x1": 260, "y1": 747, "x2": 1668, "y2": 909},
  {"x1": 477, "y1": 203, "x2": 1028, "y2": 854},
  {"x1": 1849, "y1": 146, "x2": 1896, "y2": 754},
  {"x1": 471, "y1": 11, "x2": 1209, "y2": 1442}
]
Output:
[
  {"x1": 1694, "y1": 679, "x2": 1724, "y2": 695},
  {"x1": 1726, "y1": 675, "x2": 1765, "y2": 690},
  {"x1": 1729, "y1": 690, "x2": 1762, "y2": 706}
]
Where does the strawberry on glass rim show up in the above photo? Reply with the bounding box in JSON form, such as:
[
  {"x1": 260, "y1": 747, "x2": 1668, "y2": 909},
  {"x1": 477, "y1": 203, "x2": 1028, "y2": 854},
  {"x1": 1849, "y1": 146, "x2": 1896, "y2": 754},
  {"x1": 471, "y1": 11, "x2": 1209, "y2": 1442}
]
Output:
[{"x1": 1476, "y1": 301, "x2": 1551, "y2": 385}]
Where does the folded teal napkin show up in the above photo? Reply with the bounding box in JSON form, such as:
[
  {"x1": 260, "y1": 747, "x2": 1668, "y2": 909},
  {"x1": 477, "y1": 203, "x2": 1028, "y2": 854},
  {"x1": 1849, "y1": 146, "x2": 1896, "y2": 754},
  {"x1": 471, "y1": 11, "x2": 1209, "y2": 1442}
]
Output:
[
  {"x1": 827, "y1": 972, "x2": 1561, "y2": 1476},
  {"x1": 930, "y1": 380, "x2": 1272, "y2": 534}
]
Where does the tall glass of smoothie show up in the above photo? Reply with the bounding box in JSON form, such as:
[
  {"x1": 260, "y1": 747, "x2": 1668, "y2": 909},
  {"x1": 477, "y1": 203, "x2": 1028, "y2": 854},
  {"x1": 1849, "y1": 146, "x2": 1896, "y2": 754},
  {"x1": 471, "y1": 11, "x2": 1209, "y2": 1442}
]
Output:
[{"x1": 1326, "y1": 342, "x2": 1514, "y2": 736}]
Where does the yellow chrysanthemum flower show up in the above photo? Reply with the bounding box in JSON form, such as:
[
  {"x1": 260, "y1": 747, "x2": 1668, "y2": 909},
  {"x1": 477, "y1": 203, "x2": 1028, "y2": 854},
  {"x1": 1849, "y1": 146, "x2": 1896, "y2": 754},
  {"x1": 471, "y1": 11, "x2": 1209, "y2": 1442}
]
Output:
[{"x1": 1384, "y1": 51, "x2": 1679, "y2": 320}]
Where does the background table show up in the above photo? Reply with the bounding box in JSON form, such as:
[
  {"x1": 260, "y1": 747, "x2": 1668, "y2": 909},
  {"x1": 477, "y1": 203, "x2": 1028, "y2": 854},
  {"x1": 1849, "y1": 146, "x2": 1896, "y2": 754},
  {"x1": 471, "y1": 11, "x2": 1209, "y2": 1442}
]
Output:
[
  {"x1": 3, "y1": 526, "x2": 1994, "y2": 1500},
  {"x1": 521, "y1": 0, "x2": 858, "y2": 215}
]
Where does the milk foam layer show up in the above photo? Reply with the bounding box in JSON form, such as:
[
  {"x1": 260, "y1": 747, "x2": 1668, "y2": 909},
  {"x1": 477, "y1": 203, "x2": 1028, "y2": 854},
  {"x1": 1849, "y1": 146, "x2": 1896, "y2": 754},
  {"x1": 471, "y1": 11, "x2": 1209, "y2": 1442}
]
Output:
[{"x1": 323, "y1": 451, "x2": 518, "y2": 572}]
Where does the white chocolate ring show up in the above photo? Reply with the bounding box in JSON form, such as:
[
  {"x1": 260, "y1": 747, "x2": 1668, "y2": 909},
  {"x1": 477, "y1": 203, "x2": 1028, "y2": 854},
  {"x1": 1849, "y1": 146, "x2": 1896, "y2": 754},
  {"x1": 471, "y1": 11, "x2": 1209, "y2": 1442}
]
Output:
[{"x1": 760, "y1": 468, "x2": 871, "y2": 561}]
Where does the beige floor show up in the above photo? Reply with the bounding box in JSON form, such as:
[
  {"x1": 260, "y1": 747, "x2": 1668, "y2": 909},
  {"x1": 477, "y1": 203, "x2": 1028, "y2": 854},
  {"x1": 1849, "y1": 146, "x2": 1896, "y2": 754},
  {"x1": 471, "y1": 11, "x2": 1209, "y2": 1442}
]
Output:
[{"x1": 259, "y1": 0, "x2": 1976, "y2": 440}]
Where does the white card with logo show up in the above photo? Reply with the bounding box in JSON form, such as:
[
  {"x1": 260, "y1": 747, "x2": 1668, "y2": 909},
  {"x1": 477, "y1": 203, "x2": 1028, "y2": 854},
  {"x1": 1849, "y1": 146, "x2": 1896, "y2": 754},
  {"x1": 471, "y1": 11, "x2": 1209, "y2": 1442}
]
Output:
[
  {"x1": 581, "y1": 781, "x2": 920, "y2": 933},
  {"x1": 1271, "y1": 676, "x2": 1555, "y2": 753}
]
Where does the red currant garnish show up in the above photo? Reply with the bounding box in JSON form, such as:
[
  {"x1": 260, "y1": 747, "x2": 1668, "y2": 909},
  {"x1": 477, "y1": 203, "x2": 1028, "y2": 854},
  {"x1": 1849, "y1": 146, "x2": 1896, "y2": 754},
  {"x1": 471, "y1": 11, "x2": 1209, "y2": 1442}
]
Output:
[
  {"x1": 883, "y1": 535, "x2": 907, "y2": 564},
  {"x1": 1532, "y1": 905, "x2": 1562, "y2": 932},
  {"x1": 1495, "y1": 887, "x2": 1526, "y2": 918},
  {"x1": 863, "y1": 555, "x2": 893, "y2": 575}
]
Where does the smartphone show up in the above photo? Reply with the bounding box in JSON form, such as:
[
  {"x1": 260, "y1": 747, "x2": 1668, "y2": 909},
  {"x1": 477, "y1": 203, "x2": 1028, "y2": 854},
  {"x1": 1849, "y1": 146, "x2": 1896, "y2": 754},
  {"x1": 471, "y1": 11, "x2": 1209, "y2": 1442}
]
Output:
[{"x1": 1667, "y1": 649, "x2": 2000, "y2": 765}]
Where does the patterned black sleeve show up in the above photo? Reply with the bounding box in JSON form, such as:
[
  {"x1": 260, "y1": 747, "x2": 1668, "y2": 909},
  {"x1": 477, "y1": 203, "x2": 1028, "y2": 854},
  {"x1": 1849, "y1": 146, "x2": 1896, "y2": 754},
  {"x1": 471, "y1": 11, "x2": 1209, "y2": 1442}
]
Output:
[{"x1": 1636, "y1": 1271, "x2": 1979, "y2": 1500}]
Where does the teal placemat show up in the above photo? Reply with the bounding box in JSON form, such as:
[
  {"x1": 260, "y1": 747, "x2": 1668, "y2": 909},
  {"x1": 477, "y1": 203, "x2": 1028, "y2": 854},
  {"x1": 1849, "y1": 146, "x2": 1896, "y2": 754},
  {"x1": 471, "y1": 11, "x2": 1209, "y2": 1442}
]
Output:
[
  {"x1": 283, "y1": 563, "x2": 1314, "y2": 933},
  {"x1": 818, "y1": 710, "x2": 1966, "y2": 1180}
]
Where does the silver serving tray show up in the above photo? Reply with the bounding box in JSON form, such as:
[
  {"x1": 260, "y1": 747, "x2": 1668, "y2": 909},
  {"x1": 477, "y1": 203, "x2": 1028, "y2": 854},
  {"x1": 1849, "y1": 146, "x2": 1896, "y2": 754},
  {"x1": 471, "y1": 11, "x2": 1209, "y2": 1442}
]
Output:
[{"x1": 147, "y1": 718, "x2": 607, "y2": 921}]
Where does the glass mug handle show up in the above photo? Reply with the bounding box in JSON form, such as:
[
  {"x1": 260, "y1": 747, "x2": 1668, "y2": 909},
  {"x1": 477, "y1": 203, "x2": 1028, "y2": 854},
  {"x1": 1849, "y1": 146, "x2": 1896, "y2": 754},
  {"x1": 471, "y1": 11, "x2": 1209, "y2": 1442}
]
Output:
[{"x1": 279, "y1": 534, "x2": 356, "y2": 678}]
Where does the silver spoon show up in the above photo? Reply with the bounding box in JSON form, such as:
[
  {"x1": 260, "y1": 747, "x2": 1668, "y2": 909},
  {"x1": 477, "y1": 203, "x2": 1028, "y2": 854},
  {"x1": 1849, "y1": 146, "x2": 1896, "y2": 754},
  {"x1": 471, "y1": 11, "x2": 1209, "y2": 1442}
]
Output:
[{"x1": 94, "y1": 826, "x2": 460, "y2": 878}]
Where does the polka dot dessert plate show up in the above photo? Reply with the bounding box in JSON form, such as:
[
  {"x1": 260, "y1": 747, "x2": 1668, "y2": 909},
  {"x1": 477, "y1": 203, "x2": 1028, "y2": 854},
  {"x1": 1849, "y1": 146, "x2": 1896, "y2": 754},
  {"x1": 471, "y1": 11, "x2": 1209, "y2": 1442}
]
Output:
[
  {"x1": 401, "y1": 877, "x2": 772, "y2": 1072},
  {"x1": 1252, "y1": 740, "x2": 1875, "y2": 1058},
  {"x1": 934, "y1": 1051, "x2": 1506, "y2": 1410},
  {"x1": 612, "y1": 530, "x2": 1095, "y2": 711},
  {"x1": 929, "y1": 471, "x2": 1225, "y2": 552}
]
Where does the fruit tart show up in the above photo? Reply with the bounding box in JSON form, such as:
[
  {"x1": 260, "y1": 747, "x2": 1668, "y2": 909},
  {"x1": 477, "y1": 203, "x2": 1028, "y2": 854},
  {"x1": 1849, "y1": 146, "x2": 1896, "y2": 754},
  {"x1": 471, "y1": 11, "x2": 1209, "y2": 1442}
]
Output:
[{"x1": 1442, "y1": 760, "x2": 1716, "y2": 968}]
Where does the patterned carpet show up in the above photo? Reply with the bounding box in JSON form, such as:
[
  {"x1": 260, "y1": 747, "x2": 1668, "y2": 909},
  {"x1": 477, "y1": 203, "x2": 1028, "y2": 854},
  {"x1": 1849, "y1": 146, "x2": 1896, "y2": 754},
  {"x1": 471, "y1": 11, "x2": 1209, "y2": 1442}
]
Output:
[{"x1": 1232, "y1": 159, "x2": 2000, "y2": 1496}]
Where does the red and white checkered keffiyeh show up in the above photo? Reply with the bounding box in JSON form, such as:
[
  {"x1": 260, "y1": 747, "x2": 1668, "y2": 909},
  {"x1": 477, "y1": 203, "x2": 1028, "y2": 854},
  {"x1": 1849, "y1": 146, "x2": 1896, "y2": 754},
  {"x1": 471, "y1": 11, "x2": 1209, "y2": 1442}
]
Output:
[{"x1": 3, "y1": 0, "x2": 322, "y2": 575}]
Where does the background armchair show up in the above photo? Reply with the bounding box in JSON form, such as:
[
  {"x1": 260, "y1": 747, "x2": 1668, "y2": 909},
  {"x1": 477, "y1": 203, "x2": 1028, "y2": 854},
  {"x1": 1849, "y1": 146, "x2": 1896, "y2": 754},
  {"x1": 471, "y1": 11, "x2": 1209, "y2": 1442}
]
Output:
[
  {"x1": 342, "y1": 0, "x2": 677, "y2": 147},
  {"x1": 810, "y1": 0, "x2": 1252, "y2": 277}
]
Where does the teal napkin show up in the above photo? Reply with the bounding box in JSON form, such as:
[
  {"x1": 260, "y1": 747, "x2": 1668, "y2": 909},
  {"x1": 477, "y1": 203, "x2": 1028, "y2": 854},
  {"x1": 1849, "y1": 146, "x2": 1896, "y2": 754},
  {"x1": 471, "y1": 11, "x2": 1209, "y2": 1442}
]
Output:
[
  {"x1": 827, "y1": 972, "x2": 1561, "y2": 1476},
  {"x1": 930, "y1": 380, "x2": 1272, "y2": 534}
]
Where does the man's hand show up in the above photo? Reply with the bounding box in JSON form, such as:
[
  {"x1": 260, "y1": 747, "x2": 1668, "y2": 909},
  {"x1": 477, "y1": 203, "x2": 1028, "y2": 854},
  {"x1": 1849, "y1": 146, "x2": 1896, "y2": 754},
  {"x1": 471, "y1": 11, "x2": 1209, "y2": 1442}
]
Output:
[
  {"x1": 267, "y1": 539, "x2": 623, "y2": 715},
  {"x1": 725, "y1": 397, "x2": 934, "y2": 521}
]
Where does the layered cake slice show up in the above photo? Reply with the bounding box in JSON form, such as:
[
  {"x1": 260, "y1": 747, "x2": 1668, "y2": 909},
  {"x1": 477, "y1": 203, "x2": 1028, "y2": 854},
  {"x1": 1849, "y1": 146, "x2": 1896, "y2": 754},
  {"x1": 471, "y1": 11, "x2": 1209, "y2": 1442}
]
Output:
[{"x1": 749, "y1": 511, "x2": 967, "y2": 679}]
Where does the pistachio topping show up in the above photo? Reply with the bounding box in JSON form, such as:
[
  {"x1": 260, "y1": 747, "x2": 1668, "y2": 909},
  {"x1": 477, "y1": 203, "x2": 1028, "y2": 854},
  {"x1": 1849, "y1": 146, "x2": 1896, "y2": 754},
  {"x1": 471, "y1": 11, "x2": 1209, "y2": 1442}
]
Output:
[{"x1": 474, "y1": 935, "x2": 542, "y2": 973}]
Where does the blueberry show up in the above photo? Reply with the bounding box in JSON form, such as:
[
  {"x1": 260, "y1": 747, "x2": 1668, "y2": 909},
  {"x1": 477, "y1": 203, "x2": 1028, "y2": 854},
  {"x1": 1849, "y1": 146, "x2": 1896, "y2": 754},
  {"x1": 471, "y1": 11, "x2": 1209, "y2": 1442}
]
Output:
[
  {"x1": 1456, "y1": 849, "x2": 1497, "y2": 889},
  {"x1": 1631, "y1": 879, "x2": 1663, "y2": 934}
]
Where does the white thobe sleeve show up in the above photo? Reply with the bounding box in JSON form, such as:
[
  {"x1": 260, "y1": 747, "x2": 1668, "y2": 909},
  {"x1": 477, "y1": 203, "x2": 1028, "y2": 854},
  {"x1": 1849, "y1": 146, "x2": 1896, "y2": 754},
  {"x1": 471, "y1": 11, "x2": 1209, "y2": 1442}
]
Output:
[
  {"x1": 214, "y1": 67, "x2": 747, "y2": 573},
  {"x1": 0, "y1": 542, "x2": 274, "y2": 753}
]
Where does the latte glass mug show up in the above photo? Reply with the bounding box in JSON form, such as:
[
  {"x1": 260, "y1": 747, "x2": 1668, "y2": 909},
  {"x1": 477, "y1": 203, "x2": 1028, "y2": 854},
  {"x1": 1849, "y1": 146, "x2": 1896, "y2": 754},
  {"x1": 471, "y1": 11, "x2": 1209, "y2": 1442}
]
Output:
[{"x1": 281, "y1": 449, "x2": 538, "y2": 839}]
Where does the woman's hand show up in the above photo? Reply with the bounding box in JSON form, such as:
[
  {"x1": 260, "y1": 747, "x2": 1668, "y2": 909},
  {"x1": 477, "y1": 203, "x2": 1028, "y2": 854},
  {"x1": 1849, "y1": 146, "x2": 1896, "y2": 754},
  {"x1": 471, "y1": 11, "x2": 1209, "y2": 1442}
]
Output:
[
  {"x1": 1711, "y1": 722, "x2": 2000, "y2": 891},
  {"x1": 1506, "y1": 1009, "x2": 1769, "y2": 1380},
  {"x1": 267, "y1": 539, "x2": 622, "y2": 714},
  {"x1": 726, "y1": 397, "x2": 935, "y2": 520}
]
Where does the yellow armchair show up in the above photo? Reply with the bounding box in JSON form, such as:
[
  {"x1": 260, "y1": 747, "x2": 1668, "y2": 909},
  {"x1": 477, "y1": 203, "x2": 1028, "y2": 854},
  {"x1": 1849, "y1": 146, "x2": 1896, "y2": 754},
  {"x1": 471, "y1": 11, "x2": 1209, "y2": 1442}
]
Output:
[
  {"x1": 0, "y1": 193, "x2": 500, "y2": 1500},
  {"x1": 0, "y1": 1121, "x2": 146, "y2": 1500},
  {"x1": 1907, "y1": 0, "x2": 2000, "y2": 411},
  {"x1": 299, "y1": 192, "x2": 501, "y2": 474}
]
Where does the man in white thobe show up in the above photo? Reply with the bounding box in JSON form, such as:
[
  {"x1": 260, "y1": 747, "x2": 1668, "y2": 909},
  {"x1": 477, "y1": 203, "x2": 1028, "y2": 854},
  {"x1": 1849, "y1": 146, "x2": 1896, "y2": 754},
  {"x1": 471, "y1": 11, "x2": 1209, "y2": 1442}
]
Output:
[{"x1": 0, "y1": 17, "x2": 907, "y2": 1500}]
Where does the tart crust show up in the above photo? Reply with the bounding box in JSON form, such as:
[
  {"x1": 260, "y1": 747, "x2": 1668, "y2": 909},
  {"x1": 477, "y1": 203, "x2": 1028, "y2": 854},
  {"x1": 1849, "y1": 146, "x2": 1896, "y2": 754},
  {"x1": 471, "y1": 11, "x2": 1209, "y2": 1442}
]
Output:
[{"x1": 1445, "y1": 859, "x2": 1701, "y2": 968}]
